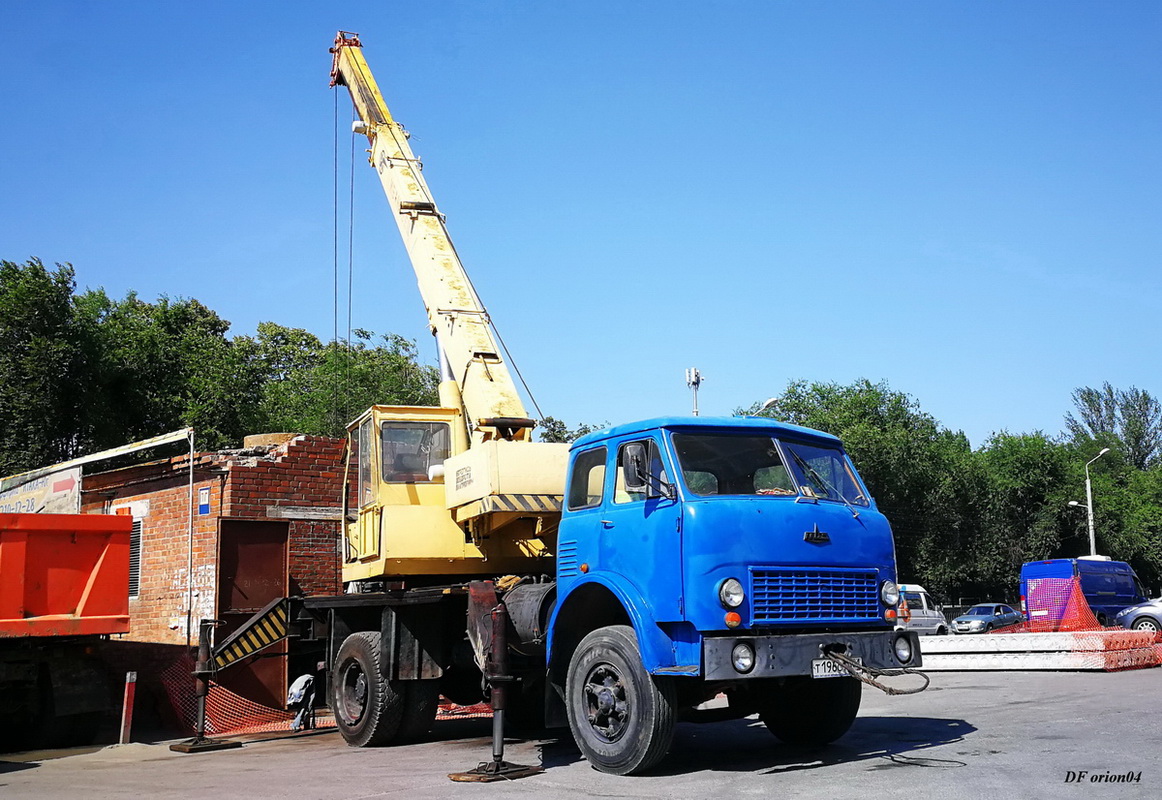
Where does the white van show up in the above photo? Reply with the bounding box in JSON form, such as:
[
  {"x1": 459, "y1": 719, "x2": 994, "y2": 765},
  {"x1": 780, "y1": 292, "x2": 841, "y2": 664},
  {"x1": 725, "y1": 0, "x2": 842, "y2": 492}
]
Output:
[{"x1": 897, "y1": 584, "x2": 948, "y2": 636}]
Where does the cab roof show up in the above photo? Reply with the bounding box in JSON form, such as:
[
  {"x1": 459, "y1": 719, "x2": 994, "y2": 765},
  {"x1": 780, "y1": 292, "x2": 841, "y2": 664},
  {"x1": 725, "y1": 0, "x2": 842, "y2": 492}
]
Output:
[{"x1": 569, "y1": 416, "x2": 843, "y2": 450}]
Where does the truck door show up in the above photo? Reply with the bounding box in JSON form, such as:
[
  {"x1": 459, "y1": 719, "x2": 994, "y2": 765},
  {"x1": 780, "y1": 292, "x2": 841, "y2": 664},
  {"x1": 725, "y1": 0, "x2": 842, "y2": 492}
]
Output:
[{"x1": 596, "y1": 438, "x2": 683, "y2": 621}]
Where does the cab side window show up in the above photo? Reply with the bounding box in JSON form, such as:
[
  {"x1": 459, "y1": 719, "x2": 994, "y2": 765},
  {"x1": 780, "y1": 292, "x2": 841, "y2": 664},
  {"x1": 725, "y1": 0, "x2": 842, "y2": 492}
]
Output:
[
  {"x1": 568, "y1": 447, "x2": 607, "y2": 510},
  {"x1": 614, "y1": 440, "x2": 669, "y2": 504}
]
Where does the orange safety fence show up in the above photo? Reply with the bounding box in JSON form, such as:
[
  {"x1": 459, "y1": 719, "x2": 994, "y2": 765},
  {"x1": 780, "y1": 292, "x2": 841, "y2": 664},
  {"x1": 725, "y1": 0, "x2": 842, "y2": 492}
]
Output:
[
  {"x1": 160, "y1": 653, "x2": 493, "y2": 737},
  {"x1": 994, "y1": 575, "x2": 1162, "y2": 671},
  {"x1": 159, "y1": 654, "x2": 334, "y2": 737}
]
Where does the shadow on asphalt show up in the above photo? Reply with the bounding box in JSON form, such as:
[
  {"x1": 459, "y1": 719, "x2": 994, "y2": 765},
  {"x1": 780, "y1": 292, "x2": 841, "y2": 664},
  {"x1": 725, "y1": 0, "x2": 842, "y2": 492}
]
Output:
[
  {"x1": 0, "y1": 760, "x2": 40, "y2": 774},
  {"x1": 534, "y1": 715, "x2": 976, "y2": 775}
]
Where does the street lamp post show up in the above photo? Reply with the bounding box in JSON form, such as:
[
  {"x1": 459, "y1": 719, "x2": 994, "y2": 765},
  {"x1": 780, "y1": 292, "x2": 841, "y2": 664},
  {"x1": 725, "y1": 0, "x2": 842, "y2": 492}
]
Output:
[{"x1": 1072, "y1": 447, "x2": 1110, "y2": 557}]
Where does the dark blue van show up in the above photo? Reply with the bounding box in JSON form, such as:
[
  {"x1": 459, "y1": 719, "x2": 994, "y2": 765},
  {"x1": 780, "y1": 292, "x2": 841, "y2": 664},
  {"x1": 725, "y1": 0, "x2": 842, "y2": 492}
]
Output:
[{"x1": 1019, "y1": 558, "x2": 1149, "y2": 626}]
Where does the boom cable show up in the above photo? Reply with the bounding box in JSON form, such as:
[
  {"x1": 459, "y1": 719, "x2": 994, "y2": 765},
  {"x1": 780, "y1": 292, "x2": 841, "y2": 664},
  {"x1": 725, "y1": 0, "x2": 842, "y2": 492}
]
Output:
[{"x1": 382, "y1": 122, "x2": 547, "y2": 423}]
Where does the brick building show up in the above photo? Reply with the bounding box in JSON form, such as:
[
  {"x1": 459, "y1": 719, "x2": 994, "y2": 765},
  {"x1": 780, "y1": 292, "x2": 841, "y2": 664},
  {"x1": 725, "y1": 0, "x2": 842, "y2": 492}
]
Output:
[{"x1": 82, "y1": 433, "x2": 346, "y2": 710}]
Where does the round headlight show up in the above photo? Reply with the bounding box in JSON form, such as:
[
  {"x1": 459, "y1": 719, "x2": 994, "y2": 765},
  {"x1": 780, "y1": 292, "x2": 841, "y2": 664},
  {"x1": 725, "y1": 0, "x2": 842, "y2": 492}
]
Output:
[
  {"x1": 731, "y1": 642, "x2": 756, "y2": 673},
  {"x1": 893, "y1": 634, "x2": 913, "y2": 664},
  {"x1": 880, "y1": 580, "x2": 900, "y2": 607},
  {"x1": 719, "y1": 578, "x2": 745, "y2": 609}
]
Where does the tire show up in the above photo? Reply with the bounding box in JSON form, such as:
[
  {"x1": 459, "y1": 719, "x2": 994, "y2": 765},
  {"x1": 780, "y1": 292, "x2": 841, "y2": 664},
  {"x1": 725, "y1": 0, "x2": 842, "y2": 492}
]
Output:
[
  {"x1": 397, "y1": 680, "x2": 440, "y2": 743},
  {"x1": 760, "y1": 676, "x2": 861, "y2": 746},
  {"x1": 331, "y1": 631, "x2": 405, "y2": 746},
  {"x1": 984, "y1": 624, "x2": 994, "y2": 632},
  {"x1": 565, "y1": 625, "x2": 676, "y2": 775},
  {"x1": 936, "y1": 626, "x2": 948, "y2": 636},
  {"x1": 1131, "y1": 617, "x2": 1160, "y2": 634},
  {"x1": 505, "y1": 680, "x2": 548, "y2": 736}
]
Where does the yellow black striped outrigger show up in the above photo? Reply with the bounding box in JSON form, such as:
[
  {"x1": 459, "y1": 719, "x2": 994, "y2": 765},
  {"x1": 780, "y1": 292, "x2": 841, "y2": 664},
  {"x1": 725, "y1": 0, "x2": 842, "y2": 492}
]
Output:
[{"x1": 212, "y1": 598, "x2": 291, "y2": 670}]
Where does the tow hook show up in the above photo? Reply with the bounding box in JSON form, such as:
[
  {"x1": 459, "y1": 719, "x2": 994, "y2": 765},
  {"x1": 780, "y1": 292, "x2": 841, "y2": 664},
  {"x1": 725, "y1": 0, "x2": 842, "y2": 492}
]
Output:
[{"x1": 821, "y1": 642, "x2": 930, "y2": 696}]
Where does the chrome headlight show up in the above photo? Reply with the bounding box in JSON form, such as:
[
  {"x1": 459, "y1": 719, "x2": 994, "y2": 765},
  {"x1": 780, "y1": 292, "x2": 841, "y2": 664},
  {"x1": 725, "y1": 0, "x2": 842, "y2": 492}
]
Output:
[
  {"x1": 719, "y1": 578, "x2": 745, "y2": 609},
  {"x1": 731, "y1": 642, "x2": 756, "y2": 673},
  {"x1": 880, "y1": 580, "x2": 900, "y2": 607}
]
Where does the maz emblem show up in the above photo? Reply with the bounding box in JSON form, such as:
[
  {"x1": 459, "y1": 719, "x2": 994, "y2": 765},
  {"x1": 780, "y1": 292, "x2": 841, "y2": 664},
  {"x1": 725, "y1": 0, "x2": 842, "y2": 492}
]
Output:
[{"x1": 803, "y1": 523, "x2": 830, "y2": 544}]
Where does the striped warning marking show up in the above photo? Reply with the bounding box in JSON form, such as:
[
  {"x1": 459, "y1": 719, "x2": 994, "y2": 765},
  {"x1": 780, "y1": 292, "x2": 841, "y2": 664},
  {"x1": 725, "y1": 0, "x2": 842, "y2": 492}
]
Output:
[
  {"x1": 484, "y1": 494, "x2": 562, "y2": 513},
  {"x1": 213, "y1": 599, "x2": 290, "y2": 670}
]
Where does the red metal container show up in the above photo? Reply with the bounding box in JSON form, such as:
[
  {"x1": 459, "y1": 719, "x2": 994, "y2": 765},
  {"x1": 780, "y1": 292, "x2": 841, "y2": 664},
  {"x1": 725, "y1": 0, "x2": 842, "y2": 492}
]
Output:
[{"x1": 0, "y1": 513, "x2": 131, "y2": 638}]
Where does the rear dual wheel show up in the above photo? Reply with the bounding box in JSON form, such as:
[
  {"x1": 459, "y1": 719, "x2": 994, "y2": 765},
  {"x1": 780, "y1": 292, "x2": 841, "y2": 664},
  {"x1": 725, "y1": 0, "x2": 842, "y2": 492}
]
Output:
[{"x1": 332, "y1": 631, "x2": 438, "y2": 746}]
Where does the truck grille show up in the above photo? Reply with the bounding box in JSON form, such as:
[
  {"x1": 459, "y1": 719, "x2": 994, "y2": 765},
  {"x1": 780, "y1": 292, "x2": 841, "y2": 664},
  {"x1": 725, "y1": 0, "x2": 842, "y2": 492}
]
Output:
[{"x1": 750, "y1": 567, "x2": 880, "y2": 624}]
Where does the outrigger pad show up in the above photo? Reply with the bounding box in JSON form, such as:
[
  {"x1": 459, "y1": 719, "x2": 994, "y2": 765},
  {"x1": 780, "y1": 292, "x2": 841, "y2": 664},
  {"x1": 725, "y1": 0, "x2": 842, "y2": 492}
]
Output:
[
  {"x1": 169, "y1": 737, "x2": 243, "y2": 754},
  {"x1": 448, "y1": 760, "x2": 544, "y2": 782}
]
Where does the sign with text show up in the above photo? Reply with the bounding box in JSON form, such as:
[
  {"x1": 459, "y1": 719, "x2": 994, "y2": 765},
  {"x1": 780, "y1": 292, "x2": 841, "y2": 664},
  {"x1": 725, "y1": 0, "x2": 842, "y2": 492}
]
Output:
[{"x1": 0, "y1": 466, "x2": 82, "y2": 514}]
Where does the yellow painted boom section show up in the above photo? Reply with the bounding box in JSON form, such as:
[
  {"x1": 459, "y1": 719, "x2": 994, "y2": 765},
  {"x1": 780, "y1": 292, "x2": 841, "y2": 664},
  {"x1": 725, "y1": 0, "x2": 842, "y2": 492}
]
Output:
[{"x1": 330, "y1": 33, "x2": 530, "y2": 443}]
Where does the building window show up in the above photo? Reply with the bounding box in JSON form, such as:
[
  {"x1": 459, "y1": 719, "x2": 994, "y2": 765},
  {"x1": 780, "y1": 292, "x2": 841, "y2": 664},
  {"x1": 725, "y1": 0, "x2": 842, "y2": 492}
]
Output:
[{"x1": 128, "y1": 518, "x2": 142, "y2": 598}]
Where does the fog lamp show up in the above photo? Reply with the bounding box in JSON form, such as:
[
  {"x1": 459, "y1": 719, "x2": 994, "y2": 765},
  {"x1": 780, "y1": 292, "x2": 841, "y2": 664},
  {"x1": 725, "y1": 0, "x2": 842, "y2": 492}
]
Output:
[
  {"x1": 731, "y1": 642, "x2": 756, "y2": 673},
  {"x1": 893, "y1": 634, "x2": 913, "y2": 664}
]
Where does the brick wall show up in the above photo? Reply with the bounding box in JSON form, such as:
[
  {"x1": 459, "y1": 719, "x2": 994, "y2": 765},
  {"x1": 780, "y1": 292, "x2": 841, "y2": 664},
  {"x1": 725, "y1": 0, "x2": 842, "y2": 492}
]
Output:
[{"x1": 82, "y1": 435, "x2": 346, "y2": 648}]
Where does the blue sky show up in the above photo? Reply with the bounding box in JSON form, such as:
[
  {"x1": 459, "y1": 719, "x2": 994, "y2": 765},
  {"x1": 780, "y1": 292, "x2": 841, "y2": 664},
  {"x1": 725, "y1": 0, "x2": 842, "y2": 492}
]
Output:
[{"x1": 2, "y1": 2, "x2": 1159, "y2": 447}]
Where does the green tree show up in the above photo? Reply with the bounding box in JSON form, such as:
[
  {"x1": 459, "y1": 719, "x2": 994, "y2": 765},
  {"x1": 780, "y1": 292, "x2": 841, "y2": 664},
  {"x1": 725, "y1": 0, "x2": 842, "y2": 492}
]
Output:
[
  {"x1": 537, "y1": 416, "x2": 604, "y2": 443},
  {"x1": 74, "y1": 290, "x2": 264, "y2": 450},
  {"x1": 0, "y1": 259, "x2": 85, "y2": 473},
  {"x1": 975, "y1": 431, "x2": 1073, "y2": 589},
  {"x1": 250, "y1": 324, "x2": 439, "y2": 438},
  {"x1": 1065, "y1": 382, "x2": 1162, "y2": 470}
]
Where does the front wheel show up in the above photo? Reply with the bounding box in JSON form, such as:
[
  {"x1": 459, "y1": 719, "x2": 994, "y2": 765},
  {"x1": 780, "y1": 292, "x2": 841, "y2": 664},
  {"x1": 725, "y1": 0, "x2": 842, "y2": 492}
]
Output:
[
  {"x1": 760, "y1": 676, "x2": 861, "y2": 746},
  {"x1": 565, "y1": 625, "x2": 676, "y2": 775},
  {"x1": 1132, "y1": 617, "x2": 1160, "y2": 634}
]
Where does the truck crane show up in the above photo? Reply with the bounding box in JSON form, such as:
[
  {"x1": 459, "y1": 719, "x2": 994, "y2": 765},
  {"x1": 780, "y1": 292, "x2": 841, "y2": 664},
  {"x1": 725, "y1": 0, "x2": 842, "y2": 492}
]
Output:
[
  {"x1": 211, "y1": 32, "x2": 925, "y2": 777},
  {"x1": 328, "y1": 31, "x2": 568, "y2": 587}
]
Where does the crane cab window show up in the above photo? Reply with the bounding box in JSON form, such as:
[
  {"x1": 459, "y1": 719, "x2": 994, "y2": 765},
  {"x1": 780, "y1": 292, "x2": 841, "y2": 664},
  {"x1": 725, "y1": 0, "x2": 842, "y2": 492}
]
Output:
[
  {"x1": 381, "y1": 421, "x2": 450, "y2": 483},
  {"x1": 567, "y1": 447, "x2": 607, "y2": 510},
  {"x1": 357, "y1": 419, "x2": 374, "y2": 507}
]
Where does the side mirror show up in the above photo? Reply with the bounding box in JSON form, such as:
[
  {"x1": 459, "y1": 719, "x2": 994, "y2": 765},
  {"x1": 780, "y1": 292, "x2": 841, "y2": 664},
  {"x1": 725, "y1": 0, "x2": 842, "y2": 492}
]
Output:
[
  {"x1": 427, "y1": 464, "x2": 446, "y2": 483},
  {"x1": 623, "y1": 443, "x2": 648, "y2": 493}
]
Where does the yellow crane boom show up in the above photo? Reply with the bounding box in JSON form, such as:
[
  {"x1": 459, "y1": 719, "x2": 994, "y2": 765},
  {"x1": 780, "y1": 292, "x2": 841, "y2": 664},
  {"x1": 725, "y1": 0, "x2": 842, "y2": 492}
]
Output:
[
  {"x1": 330, "y1": 31, "x2": 533, "y2": 445},
  {"x1": 329, "y1": 32, "x2": 567, "y2": 584}
]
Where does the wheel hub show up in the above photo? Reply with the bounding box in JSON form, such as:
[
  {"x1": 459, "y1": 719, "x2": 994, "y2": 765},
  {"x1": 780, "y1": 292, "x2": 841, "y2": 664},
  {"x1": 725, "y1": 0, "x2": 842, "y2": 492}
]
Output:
[
  {"x1": 583, "y1": 664, "x2": 629, "y2": 742},
  {"x1": 339, "y1": 663, "x2": 368, "y2": 724}
]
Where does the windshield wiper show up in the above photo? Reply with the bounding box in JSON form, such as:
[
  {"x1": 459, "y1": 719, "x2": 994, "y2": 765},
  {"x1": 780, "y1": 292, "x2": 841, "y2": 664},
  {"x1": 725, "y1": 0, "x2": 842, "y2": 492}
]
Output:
[{"x1": 787, "y1": 450, "x2": 860, "y2": 519}]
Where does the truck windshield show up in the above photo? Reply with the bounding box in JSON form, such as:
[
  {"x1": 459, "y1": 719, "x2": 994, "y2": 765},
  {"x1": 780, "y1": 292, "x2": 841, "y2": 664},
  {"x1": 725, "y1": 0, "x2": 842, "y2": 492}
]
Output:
[
  {"x1": 671, "y1": 433, "x2": 796, "y2": 496},
  {"x1": 780, "y1": 439, "x2": 869, "y2": 507}
]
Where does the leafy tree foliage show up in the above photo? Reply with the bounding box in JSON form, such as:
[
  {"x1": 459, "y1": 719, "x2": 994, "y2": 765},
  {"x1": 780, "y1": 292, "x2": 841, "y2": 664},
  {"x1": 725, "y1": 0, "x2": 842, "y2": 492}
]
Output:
[
  {"x1": 0, "y1": 258, "x2": 439, "y2": 473},
  {"x1": 0, "y1": 260, "x2": 86, "y2": 474},
  {"x1": 1065, "y1": 382, "x2": 1162, "y2": 470},
  {"x1": 537, "y1": 416, "x2": 604, "y2": 443},
  {"x1": 745, "y1": 378, "x2": 1162, "y2": 602},
  {"x1": 247, "y1": 323, "x2": 439, "y2": 438}
]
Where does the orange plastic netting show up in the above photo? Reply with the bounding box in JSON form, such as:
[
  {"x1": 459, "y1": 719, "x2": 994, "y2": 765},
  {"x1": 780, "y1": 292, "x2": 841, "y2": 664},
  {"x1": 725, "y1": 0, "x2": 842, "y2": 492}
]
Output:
[
  {"x1": 1013, "y1": 576, "x2": 1102, "y2": 633},
  {"x1": 159, "y1": 654, "x2": 491, "y2": 737}
]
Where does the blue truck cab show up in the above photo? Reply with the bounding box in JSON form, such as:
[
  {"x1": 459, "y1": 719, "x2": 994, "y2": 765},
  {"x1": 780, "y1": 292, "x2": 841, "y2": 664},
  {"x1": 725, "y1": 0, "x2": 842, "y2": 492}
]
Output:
[
  {"x1": 1020, "y1": 557, "x2": 1149, "y2": 626},
  {"x1": 546, "y1": 416, "x2": 920, "y2": 774}
]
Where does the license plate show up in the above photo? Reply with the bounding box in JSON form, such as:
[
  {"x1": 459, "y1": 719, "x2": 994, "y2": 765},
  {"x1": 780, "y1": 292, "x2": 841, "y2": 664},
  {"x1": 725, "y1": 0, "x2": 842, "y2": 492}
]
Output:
[{"x1": 811, "y1": 657, "x2": 858, "y2": 679}]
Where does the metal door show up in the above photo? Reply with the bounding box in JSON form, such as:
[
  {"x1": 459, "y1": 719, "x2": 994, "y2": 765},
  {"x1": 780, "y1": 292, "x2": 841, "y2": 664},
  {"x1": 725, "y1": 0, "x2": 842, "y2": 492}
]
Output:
[{"x1": 216, "y1": 519, "x2": 289, "y2": 708}]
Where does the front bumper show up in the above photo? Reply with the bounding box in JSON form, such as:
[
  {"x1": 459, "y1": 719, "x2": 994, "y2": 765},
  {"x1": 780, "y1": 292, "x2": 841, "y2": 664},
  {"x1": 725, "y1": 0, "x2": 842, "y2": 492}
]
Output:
[{"x1": 703, "y1": 629, "x2": 921, "y2": 681}]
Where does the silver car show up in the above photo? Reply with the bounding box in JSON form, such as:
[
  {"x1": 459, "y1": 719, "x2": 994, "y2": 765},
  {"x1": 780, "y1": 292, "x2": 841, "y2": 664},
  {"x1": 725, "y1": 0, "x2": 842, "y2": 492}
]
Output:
[
  {"x1": 952, "y1": 603, "x2": 1023, "y2": 634},
  {"x1": 1115, "y1": 597, "x2": 1162, "y2": 633}
]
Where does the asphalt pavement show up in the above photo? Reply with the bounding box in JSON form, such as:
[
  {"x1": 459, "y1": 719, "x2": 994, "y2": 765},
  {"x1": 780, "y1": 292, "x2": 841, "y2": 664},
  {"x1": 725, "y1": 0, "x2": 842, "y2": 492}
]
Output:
[{"x1": 2, "y1": 670, "x2": 1158, "y2": 800}]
